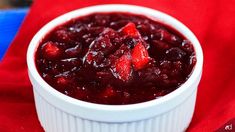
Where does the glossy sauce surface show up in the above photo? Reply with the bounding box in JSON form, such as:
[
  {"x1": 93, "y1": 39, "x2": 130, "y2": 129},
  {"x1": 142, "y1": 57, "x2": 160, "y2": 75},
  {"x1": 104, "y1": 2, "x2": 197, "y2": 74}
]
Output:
[{"x1": 36, "y1": 12, "x2": 196, "y2": 105}]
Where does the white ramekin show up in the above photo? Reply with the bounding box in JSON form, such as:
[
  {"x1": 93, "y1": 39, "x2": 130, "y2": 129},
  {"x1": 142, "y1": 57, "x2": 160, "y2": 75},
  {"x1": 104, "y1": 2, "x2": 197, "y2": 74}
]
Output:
[{"x1": 27, "y1": 4, "x2": 203, "y2": 132}]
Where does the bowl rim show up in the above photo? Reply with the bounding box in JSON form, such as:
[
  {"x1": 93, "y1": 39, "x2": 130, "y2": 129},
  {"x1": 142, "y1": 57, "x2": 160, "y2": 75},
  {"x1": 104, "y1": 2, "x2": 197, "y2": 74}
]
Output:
[{"x1": 27, "y1": 4, "x2": 203, "y2": 114}]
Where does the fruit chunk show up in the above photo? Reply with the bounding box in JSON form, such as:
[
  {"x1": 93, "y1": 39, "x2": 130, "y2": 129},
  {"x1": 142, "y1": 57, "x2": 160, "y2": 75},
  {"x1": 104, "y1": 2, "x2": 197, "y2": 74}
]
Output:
[
  {"x1": 112, "y1": 52, "x2": 132, "y2": 82},
  {"x1": 131, "y1": 42, "x2": 150, "y2": 70},
  {"x1": 41, "y1": 41, "x2": 61, "y2": 60},
  {"x1": 120, "y1": 22, "x2": 140, "y2": 37}
]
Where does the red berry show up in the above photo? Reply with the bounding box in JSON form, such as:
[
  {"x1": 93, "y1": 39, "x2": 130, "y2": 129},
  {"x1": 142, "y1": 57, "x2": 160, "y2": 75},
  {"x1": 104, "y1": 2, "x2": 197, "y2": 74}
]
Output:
[
  {"x1": 84, "y1": 52, "x2": 94, "y2": 64},
  {"x1": 131, "y1": 42, "x2": 150, "y2": 70},
  {"x1": 56, "y1": 77, "x2": 68, "y2": 85},
  {"x1": 120, "y1": 22, "x2": 140, "y2": 37},
  {"x1": 65, "y1": 44, "x2": 82, "y2": 57},
  {"x1": 60, "y1": 58, "x2": 81, "y2": 70},
  {"x1": 113, "y1": 52, "x2": 132, "y2": 82},
  {"x1": 152, "y1": 40, "x2": 170, "y2": 51},
  {"x1": 181, "y1": 40, "x2": 194, "y2": 54},
  {"x1": 55, "y1": 76, "x2": 71, "y2": 91},
  {"x1": 54, "y1": 29, "x2": 71, "y2": 42},
  {"x1": 165, "y1": 47, "x2": 186, "y2": 61},
  {"x1": 41, "y1": 41, "x2": 61, "y2": 60},
  {"x1": 75, "y1": 87, "x2": 89, "y2": 100},
  {"x1": 102, "y1": 85, "x2": 115, "y2": 98},
  {"x1": 158, "y1": 29, "x2": 172, "y2": 42},
  {"x1": 157, "y1": 29, "x2": 182, "y2": 45}
]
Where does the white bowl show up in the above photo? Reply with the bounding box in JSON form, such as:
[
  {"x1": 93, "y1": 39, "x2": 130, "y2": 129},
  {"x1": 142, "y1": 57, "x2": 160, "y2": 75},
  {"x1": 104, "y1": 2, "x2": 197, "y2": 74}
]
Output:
[{"x1": 27, "y1": 4, "x2": 203, "y2": 132}]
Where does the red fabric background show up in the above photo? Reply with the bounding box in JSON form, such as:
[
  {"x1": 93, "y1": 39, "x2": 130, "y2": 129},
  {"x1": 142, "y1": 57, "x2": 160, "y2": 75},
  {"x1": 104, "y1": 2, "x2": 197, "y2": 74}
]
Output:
[{"x1": 0, "y1": 0, "x2": 235, "y2": 131}]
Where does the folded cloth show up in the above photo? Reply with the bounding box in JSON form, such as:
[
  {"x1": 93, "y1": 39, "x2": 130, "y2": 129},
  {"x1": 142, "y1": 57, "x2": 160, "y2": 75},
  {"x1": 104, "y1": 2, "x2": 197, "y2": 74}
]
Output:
[{"x1": 0, "y1": 0, "x2": 235, "y2": 131}]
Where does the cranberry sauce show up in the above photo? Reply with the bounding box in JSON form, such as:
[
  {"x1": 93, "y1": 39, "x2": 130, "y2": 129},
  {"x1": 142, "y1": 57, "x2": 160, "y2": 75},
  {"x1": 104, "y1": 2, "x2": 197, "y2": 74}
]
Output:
[{"x1": 35, "y1": 12, "x2": 196, "y2": 105}]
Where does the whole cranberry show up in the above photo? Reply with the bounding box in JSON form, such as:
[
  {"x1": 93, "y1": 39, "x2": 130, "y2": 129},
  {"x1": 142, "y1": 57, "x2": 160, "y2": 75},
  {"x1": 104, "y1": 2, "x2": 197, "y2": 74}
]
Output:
[{"x1": 41, "y1": 41, "x2": 61, "y2": 60}]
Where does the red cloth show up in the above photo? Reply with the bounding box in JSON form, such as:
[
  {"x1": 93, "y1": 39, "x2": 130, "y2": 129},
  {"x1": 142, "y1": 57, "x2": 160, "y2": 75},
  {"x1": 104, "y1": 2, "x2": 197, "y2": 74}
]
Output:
[{"x1": 0, "y1": 0, "x2": 235, "y2": 131}]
